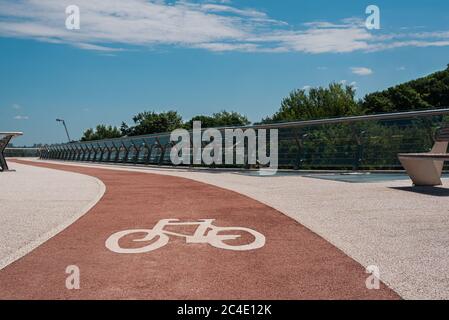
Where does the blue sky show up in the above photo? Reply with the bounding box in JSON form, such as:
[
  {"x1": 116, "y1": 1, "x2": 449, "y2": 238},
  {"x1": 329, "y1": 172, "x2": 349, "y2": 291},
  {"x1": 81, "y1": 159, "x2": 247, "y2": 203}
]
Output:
[{"x1": 1, "y1": 0, "x2": 449, "y2": 145}]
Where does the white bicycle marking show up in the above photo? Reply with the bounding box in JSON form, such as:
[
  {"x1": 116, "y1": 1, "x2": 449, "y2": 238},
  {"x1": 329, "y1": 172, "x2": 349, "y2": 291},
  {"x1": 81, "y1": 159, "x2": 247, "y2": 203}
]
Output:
[{"x1": 105, "y1": 219, "x2": 266, "y2": 253}]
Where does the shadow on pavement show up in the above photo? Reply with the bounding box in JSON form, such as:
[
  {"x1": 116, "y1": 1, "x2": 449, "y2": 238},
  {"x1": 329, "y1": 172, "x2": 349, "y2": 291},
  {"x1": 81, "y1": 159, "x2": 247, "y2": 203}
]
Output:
[{"x1": 390, "y1": 186, "x2": 449, "y2": 197}]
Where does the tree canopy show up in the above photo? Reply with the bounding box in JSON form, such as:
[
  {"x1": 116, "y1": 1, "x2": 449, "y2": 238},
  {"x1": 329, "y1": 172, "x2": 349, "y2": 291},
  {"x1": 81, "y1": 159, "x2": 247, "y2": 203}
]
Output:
[
  {"x1": 81, "y1": 125, "x2": 122, "y2": 142},
  {"x1": 261, "y1": 83, "x2": 363, "y2": 123},
  {"x1": 361, "y1": 65, "x2": 449, "y2": 113},
  {"x1": 183, "y1": 111, "x2": 250, "y2": 129},
  {"x1": 261, "y1": 65, "x2": 449, "y2": 123},
  {"x1": 81, "y1": 110, "x2": 251, "y2": 141},
  {"x1": 120, "y1": 110, "x2": 183, "y2": 136}
]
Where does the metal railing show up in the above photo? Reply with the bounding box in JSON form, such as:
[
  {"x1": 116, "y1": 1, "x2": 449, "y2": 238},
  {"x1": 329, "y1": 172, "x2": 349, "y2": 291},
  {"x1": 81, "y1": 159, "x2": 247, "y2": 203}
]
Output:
[
  {"x1": 39, "y1": 108, "x2": 449, "y2": 170},
  {"x1": 4, "y1": 147, "x2": 41, "y2": 158}
]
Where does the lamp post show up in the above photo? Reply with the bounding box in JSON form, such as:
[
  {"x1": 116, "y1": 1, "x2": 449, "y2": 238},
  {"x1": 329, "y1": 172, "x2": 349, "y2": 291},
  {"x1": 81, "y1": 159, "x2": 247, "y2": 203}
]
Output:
[{"x1": 56, "y1": 119, "x2": 72, "y2": 143}]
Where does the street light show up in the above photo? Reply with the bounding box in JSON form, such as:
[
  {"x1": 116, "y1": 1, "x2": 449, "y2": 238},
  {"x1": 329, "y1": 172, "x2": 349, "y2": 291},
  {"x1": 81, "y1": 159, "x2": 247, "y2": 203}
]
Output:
[{"x1": 56, "y1": 119, "x2": 72, "y2": 143}]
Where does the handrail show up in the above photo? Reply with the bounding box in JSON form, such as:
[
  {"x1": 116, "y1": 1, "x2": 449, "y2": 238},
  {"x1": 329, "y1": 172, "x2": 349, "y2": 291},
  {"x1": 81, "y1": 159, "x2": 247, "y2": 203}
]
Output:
[
  {"x1": 53, "y1": 108, "x2": 449, "y2": 146},
  {"x1": 248, "y1": 108, "x2": 449, "y2": 130}
]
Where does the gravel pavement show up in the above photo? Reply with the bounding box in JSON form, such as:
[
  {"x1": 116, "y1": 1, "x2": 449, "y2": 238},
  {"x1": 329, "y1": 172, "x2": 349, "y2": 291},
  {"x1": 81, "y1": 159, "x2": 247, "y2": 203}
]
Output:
[{"x1": 0, "y1": 162, "x2": 105, "y2": 270}]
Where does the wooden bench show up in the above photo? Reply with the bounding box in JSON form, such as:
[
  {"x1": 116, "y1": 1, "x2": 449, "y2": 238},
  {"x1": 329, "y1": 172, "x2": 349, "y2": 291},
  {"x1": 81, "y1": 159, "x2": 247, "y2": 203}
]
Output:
[
  {"x1": 398, "y1": 126, "x2": 449, "y2": 186},
  {"x1": 0, "y1": 132, "x2": 23, "y2": 172}
]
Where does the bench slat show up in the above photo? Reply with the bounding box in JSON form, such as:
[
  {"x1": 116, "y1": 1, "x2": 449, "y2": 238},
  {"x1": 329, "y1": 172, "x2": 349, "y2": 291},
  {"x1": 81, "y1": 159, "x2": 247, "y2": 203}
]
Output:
[{"x1": 398, "y1": 153, "x2": 449, "y2": 160}]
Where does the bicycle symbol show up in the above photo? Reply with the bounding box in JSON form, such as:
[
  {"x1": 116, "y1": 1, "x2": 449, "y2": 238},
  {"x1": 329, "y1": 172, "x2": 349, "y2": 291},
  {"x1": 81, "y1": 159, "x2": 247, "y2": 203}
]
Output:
[{"x1": 105, "y1": 219, "x2": 266, "y2": 253}]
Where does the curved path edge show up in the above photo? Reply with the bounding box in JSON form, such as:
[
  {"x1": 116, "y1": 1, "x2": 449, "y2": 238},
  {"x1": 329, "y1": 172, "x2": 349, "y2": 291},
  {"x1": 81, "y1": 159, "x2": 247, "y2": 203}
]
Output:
[{"x1": 0, "y1": 161, "x2": 106, "y2": 271}]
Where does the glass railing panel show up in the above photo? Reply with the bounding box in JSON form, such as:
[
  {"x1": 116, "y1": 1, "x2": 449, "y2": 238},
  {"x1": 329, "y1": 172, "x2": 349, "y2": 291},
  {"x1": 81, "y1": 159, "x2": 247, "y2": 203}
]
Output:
[{"x1": 41, "y1": 109, "x2": 449, "y2": 170}]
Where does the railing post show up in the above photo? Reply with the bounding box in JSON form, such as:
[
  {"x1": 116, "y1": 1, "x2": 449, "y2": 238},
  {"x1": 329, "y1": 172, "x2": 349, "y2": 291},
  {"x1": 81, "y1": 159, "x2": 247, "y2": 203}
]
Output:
[
  {"x1": 103, "y1": 143, "x2": 110, "y2": 162},
  {"x1": 90, "y1": 144, "x2": 96, "y2": 162},
  {"x1": 131, "y1": 141, "x2": 139, "y2": 164},
  {"x1": 65, "y1": 145, "x2": 72, "y2": 160},
  {"x1": 352, "y1": 128, "x2": 365, "y2": 171},
  {"x1": 145, "y1": 141, "x2": 153, "y2": 164},
  {"x1": 81, "y1": 145, "x2": 88, "y2": 161},
  {"x1": 292, "y1": 129, "x2": 301, "y2": 170},
  {"x1": 112, "y1": 142, "x2": 120, "y2": 163},
  {"x1": 55, "y1": 146, "x2": 61, "y2": 159},
  {"x1": 155, "y1": 138, "x2": 165, "y2": 164},
  {"x1": 88, "y1": 145, "x2": 95, "y2": 161},
  {"x1": 134, "y1": 141, "x2": 144, "y2": 164},
  {"x1": 80, "y1": 145, "x2": 87, "y2": 161},
  {"x1": 61, "y1": 146, "x2": 67, "y2": 160},
  {"x1": 65, "y1": 145, "x2": 71, "y2": 160},
  {"x1": 74, "y1": 146, "x2": 81, "y2": 161},
  {"x1": 122, "y1": 143, "x2": 129, "y2": 163}
]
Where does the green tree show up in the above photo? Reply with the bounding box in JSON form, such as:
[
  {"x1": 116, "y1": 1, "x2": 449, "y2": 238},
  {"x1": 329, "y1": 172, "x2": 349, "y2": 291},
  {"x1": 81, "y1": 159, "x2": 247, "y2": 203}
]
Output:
[
  {"x1": 362, "y1": 64, "x2": 449, "y2": 113},
  {"x1": 81, "y1": 125, "x2": 122, "y2": 141},
  {"x1": 184, "y1": 111, "x2": 251, "y2": 129},
  {"x1": 261, "y1": 83, "x2": 363, "y2": 123},
  {"x1": 123, "y1": 110, "x2": 183, "y2": 136}
]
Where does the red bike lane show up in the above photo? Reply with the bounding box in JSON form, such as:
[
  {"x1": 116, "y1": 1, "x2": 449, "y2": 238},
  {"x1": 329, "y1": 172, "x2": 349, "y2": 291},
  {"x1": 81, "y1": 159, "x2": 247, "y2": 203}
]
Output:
[{"x1": 0, "y1": 160, "x2": 400, "y2": 299}]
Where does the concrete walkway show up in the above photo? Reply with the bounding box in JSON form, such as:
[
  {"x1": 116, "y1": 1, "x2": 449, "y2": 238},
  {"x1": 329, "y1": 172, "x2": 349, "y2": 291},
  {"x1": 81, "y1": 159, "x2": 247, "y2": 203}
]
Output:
[
  {"x1": 23, "y1": 159, "x2": 449, "y2": 300},
  {"x1": 0, "y1": 162, "x2": 105, "y2": 270}
]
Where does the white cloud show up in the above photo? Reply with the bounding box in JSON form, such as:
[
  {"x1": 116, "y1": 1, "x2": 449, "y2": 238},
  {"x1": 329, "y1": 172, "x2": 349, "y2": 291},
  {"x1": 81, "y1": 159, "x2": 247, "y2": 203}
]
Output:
[
  {"x1": 194, "y1": 42, "x2": 259, "y2": 52},
  {"x1": 351, "y1": 67, "x2": 373, "y2": 76},
  {"x1": 0, "y1": 1, "x2": 448, "y2": 54},
  {"x1": 12, "y1": 104, "x2": 21, "y2": 109},
  {"x1": 302, "y1": 85, "x2": 311, "y2": 90},
  {"x1": 0, "y1": 0, "x2": 247, "y2": 50},
  {"x1": 252, "y1": 26, "x2": 372, "y2": 54},
  {"x1": 199, "y1": 4, "x2": 267, "y2": 18},
  {"x1": 14, "y1": 115, "x2": 29, "y2": 120},
  {"x1": 74, "y1": 43, "x2": 124, "y2": 52}
]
